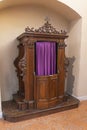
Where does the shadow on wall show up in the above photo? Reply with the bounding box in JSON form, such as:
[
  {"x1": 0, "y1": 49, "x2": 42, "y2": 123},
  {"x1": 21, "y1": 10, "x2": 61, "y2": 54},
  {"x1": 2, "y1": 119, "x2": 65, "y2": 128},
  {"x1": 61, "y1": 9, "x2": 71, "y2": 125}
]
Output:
[
  {"x1": 66, "y1": 56, "x2": 75, "y2": 95},
  {"x1": 0, "y1": 39, "x2": 19, "y2": 101}
]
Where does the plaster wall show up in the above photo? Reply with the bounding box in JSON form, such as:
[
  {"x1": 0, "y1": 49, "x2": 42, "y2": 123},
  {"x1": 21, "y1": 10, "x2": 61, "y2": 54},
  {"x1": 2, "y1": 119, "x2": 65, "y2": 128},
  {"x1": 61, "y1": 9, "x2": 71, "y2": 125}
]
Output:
[
  {"x1": 0, "y1": 0, "x2": 86, "y2": 116},
  {"x1": 59, "y1": 0, "x2": 87, "y2": 98},
  {"x1": 0, "y1": 0, "x2": 87, "y2": 117},
  {"x1": 66, "y1": 19, "x2": 82, "y2": 96},
  {"x1": 58, "y1": 0, "x2": 87, "y2": 17},
  {"x1": 0, "y1": 5, "x2": 69, "y2": 101}
]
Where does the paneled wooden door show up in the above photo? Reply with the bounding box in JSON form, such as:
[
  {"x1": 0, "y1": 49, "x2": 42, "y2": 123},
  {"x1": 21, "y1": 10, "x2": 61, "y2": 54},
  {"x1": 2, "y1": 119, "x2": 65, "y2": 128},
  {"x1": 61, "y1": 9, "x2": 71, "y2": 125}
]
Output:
[{"x1": 34, "y1": 74, "x2": 59, "y2": 109}]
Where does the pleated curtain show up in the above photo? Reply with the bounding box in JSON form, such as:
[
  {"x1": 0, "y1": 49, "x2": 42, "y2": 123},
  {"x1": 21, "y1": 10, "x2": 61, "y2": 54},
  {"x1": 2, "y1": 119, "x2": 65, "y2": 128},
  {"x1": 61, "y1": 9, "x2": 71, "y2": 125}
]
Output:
[{"x1": 36, "y1": 42, "x2": 57, "y2": 76}]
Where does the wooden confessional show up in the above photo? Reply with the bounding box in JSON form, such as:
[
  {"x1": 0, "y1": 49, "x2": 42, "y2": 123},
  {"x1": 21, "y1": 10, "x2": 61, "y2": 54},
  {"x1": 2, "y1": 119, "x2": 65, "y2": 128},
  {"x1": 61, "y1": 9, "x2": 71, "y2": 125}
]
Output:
[
  {"x1": 15, "y1": 20, "x2": 68, "y2": 110},
  {"x1": 3, "y1": 20, "x2": 79, "y2": 122}
]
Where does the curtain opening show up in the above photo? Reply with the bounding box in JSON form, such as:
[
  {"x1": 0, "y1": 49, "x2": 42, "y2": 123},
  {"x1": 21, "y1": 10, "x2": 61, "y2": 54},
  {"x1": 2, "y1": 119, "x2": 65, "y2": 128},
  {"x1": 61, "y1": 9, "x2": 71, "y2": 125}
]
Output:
[{"x1": 35, "y1": 41, "x2": 57, "y2": 76}]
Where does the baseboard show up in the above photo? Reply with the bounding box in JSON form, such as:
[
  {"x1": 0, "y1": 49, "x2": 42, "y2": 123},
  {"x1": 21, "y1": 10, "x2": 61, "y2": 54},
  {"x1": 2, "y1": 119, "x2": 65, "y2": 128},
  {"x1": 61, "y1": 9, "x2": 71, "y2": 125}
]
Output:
[
  {"x1": 76, "y1": 96, "x2": 87, "y2": 101},
  {"x1": 0, "y1": 112, "x2": 2, "y2": 118},
  {"x1": 68, "y1": 93, "x2": 87, "y2": 101}
]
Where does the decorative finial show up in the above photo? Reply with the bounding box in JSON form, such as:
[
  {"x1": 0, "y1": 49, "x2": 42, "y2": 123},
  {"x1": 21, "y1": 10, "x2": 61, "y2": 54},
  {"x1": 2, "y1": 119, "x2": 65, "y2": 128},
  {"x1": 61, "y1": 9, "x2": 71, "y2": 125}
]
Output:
[
  {"x1": 45, "y1": 16, "x2": 50, "y2": 23},
  {"x1": 25, "y1": 19, "x2": 67, "y2": 35}
]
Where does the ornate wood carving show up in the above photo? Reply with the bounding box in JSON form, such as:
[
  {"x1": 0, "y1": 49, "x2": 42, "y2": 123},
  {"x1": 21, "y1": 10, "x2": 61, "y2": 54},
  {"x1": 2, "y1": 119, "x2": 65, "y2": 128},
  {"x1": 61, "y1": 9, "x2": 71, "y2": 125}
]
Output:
[
  {"x1": 27, "y1": 39, "x2": 35, "y2": 49},
  {"x1": 58, "y1": 39, "x2": 67, "y2": 48},
  {"x1": 25, "y1": 21, "x2": 67, "y2": 35},
  {"x1": 18, "y1": 54, "x2": 26, "y2": 80},
  {"x1": 14, "y1": 44, "x2": 25, "y2": 95}
]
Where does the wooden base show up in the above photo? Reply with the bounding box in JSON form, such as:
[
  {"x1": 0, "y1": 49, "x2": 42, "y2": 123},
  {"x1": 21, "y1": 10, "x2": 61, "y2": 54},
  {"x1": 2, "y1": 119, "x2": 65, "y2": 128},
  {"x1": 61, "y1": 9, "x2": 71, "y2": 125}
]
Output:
[{"x1": 2, "y1": 95, "x2": 80, "y2": 122}]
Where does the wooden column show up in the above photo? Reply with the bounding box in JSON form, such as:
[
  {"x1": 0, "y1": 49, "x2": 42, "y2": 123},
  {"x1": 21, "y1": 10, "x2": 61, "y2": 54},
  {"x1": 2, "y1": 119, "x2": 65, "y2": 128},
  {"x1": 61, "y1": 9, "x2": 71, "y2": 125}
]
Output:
[
  {"x1": 57, "y1": 39, "x2": 66, "y2": 101},
  {"x1": 24, "y1": 38, "x2": 35, "y2": 108}
]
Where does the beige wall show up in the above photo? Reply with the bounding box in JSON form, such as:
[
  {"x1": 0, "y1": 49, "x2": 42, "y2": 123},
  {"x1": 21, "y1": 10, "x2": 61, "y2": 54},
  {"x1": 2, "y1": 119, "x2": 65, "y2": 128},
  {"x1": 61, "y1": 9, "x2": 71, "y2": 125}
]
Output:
[
  {"x1": 59, "y1": 0, "x2": 87, "y2": 98},
  {"x1": 0, "y1": 0, "x2": 86, "y2": 115},
  {"x1": 0, "y1": 5, "x2": 69, "y2": 101},
  {"x1": 58, "y1": 0, "x2": 86, "y2": 17},
  {"x1": 77, "y1": 18, "x2": 87, "y2": 96},
  {"x1": 66, "y1": 19, "x2": 82, "y2": 96}
]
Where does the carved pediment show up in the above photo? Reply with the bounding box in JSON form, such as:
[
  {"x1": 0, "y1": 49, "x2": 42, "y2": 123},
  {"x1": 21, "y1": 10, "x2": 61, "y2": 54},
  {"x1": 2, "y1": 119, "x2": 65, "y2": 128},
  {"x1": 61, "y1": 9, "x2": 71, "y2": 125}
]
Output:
[{"x1": 25, "y1": 21, "x2": 67, "y2": 35}]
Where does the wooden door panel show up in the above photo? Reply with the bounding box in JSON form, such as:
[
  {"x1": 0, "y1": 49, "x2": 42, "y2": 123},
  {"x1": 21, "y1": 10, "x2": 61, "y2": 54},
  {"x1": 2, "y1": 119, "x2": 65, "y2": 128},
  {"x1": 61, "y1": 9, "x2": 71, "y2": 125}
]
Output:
[
  {"x1": 35, "y1": 76, "x2": 50, "y2": 109},
  {"x1": 35, "y1": 74, "x2": 59, "y2": 109},
  {"x1": 37, "y1": 76, "x2": 49, "y2": 101},
  {"x1": 37, "y1": 80, "x2": 49, "y2": 100},
  {"x1": 49, "y1": 74, "x2": 58, "y2": 99},
  {"x1": 49, "y1": 78, "x2": 58, "y2": 99}
]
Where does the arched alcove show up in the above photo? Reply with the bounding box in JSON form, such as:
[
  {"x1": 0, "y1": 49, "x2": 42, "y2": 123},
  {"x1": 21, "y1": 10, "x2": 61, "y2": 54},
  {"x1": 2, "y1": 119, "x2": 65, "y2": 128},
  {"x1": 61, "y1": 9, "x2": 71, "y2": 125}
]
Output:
[
  {"x1": 0, "y1": 5, "x2": 69, "y2": 101},
  {"x1": 0, "y1": 0, "x2": 82, "y2": 119}
]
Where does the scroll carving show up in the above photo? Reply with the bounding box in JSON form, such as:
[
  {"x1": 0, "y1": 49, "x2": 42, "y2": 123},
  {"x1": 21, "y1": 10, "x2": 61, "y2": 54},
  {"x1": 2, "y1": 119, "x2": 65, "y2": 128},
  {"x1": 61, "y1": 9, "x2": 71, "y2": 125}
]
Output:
[
  {"x1": 25, "y1": 21, "x2": 67, "y2": 35},
  {"x1": 18, "y1": 52, "x2": 26, "y2": 80}
]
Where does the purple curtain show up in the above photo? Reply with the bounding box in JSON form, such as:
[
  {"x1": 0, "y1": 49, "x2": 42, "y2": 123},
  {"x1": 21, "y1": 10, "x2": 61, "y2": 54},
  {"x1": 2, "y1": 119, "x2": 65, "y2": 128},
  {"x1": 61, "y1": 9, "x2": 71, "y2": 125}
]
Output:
[{"x1": 36, "y1": 42, "x2": 57, "y2": 76}]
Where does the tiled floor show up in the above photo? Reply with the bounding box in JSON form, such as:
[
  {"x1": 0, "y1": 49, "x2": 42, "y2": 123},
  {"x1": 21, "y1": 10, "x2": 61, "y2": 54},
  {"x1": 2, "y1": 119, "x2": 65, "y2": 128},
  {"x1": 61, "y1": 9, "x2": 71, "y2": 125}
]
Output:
[{"x1": 0, "y1": 100, "x2": 87, "y2": 130}]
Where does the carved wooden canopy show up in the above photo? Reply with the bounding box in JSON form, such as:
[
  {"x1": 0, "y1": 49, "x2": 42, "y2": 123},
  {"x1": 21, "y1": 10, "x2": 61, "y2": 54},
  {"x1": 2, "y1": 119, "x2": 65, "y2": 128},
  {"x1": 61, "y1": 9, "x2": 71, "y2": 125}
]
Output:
[
  {"x1": 17, "y1": 21, "x2": 68, "y2": 41},
  {"x1": 25, "y1": 21, "x2": 67, "y2": 35}
]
